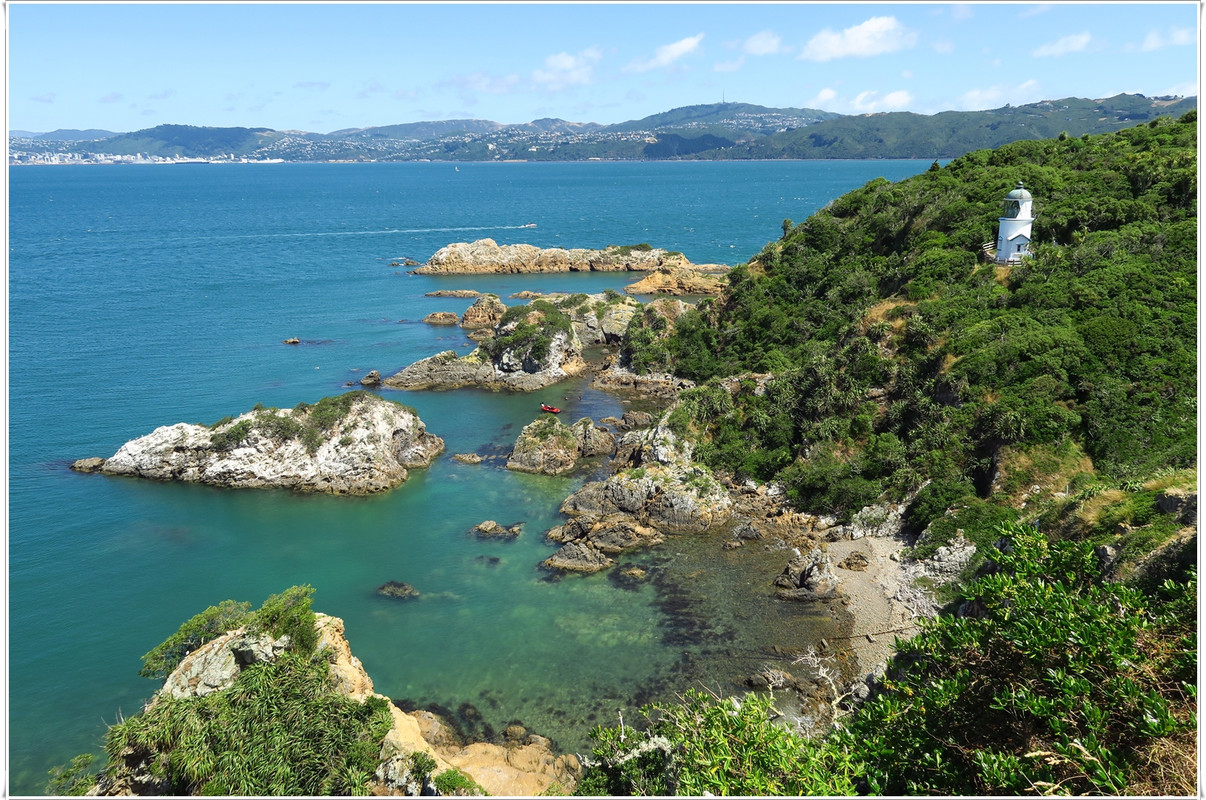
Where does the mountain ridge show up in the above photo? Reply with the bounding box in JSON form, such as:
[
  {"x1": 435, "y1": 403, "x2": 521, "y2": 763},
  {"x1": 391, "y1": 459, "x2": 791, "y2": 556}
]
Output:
[{"x1": 10, "y1": 94, "x2": 1195, "y2": 162}]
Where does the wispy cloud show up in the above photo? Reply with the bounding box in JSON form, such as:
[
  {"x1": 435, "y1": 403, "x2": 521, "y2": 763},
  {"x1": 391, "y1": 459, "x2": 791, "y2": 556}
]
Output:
[
  {"x1": 293, "y1": 81, "x2": 330, "y2": 91},
  {"x1": 626, "y1": 33, "x2": 704, "y2": 73},
  {"x1": 850, "y1": 89, "x2": 913, "y2": 112},
  {"x1": 1031, "y1": 32, "x2": 1090, "y2": 58},
  {"x1": 356, "y1": 82, "x2": 385, "y2": 100},
  {"x1": 148, "y1": 89, "x2": 174, "y2": 101},
  {"x1": 743, "y1": 30, "x2": 784, "y2": 56},
  {"x1": 532, "y1": 46, "x2": 602, "y2": 91},
  {"x1": 31, "y1": 93, "x2": 55, "y2": 104},
  {"x1": 439, "y1": 71, "x2": 521, "y2": 107},
  {"x1": 99, "y1": 92, "x2": 123, "y2": 104},
  {"x1": 1137, "y1": 26, "x2": 1195, "y2": 52},
  {"x1": 799, "y1": 16, "x2": 917, "y2": 62},
  {"x1": 1019, "y1": 5, "x2": 1054, "y2": 18},
  {"x1": 958, "y1": 79, "x2": 1042, "y2": 110}
]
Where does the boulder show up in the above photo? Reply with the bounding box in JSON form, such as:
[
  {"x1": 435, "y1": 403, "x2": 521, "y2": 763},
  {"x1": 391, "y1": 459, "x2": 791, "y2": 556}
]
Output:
[
  {"x1": 85, "y1": 392, "x2": 443, "y2": 495},
  {"x1": 473, "y1": 520, "x2": 522, "y2": 538},
  {"x1": 570, "y1": 417, "x2": 617, "y2": 457},
  {"x1": 541, "y1": 540, "x2": 614, "y2": 573},
  {"x1": 422, "y1": 311, "x2": 460, "y2": 326},
  {"x1": 460, "y1": 294, "x2": 507, "y2": 330},
  {"x1": 359, "y1": 369, "x2": 382, "y2": 387},
  {"x1": 453, "y1": 453, "x2": 483, "y2": 464},
  {"x1": 775, "y1": 547, "x2": 840, "y2": 601}
]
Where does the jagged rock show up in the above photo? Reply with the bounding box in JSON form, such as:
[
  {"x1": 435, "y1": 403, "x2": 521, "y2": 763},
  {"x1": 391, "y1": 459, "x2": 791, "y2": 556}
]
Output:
[
  {"x1": 70, "y1": 457, "x2": 106, "y2": 473},
  {"x1": 474, "y1": 520, "x2": 522, "y2": 538},
  {"x1": 624, "y1": 266, "x2": 725, "y2": 296},
  {"x1": 541, "y1": 540, "x2": 614, "y2": 573},
  {"x1": 377, "y1": 581, "x2": 421, "y2": 600},
  {"x1": 546, "y1": 513, "x2": 664, "y2": 556},
  {"x1": 359, "y1": 369, "x2": 382, "y2": 387},
  {"x1": 775, "y1": 547, "x2": 840, "y2": 601},
  {"x1": 467, "y1": 327, "x2": 496, "y2": 342},
  {"x1": 460, "y1": 294, "x2": 507, "y2": 329},
  {"x1": 570, "y1": 417, "x2": 617, "y2": 457},
  {"x1": 618, "y1": 410, "x2": 654, "y2": 430},
  {"x1": 414, "y1": 238, "x2": 707, "y2": 275},
  {"x1": 159, "y1": 628, "x2": 290, "y2": 699},
  {"x1": 453, "y1": 453, "x2": 483, "y2": 464},
  {"x1": 1156, "y1": 490, "x2": 1197, "y2": 525},
  {"x1": 78, "y1": 392, "x2": 444, "y2": 495}
]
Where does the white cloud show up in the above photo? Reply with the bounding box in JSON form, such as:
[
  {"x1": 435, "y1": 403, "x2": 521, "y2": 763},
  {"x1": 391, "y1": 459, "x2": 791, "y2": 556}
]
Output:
[
  {"x1": 809, "y1": 88, "x2": 838, "y2": 107},
  {"x1": 626, "y1": 33, "x2": 705, "y2": 73},
  {"x1": 1139, "y1": 27, "x2": 1195, "y2": 52},
  {"x1": 1031, "y1": 32, "x2": 1090, "y2": 58},
  {"x1": 293, "y1": 81, "x2": 330, "y2": 91},
  {"x1": 958, "y1": 79, "x2": 1043, "y2": 110},
  {"x1": 882, "y1": 90, "x2": 913, "y2": 109},
  {"x1": 932, "y1": 39, "x2": 955, "y2": 55},
  {"x1": 743, "y1": 30, "x2": 784, "y2": 56},
  {"x1": 532, "y1": 46, "x2": 602, "y2": 90},
  {"x1": 950, "y1": 5, "x2": 975, "y2": 21},
  {"x1": 799, "y1": 16, "x2": 917, "y2": 62},
  {"x1": 1019, "y1": 5, "x2": 1054, "y2": 18}
]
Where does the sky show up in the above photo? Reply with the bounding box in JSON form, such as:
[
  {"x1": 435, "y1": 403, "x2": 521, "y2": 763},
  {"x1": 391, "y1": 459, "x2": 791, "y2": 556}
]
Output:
[{"x1": 6, "y1": 1, "x2": 1200, "y2": 134}]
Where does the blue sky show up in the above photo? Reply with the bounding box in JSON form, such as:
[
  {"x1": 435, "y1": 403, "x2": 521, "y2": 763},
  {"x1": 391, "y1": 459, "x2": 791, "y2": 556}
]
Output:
[{"x1": 7, "y1": 2, "x2": 1200, "y2": 134}]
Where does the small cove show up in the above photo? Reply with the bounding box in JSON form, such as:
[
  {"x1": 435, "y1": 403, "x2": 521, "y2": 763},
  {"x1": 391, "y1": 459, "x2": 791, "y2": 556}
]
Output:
[{"x1": 8, "y1": 160, "x2": 933, "y2": 793}]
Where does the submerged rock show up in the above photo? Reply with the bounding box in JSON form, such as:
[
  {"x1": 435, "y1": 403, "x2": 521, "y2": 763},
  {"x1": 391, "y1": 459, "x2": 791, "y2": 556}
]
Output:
[
  {"x1": 76, "y1": 391, "x2": 443, "y2": 495},
  {"x1": 377, "y1": 581, "x2": 421, "y2": 600}
]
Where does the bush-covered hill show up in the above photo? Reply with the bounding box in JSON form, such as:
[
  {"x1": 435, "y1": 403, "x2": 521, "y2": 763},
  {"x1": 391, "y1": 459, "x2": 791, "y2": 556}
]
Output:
[
  {"x1": 584, "y1": 113, "x2": 1197, "y2": 797},
  {"x1": 626, "y1": 113, "x2": 1196, "y2": 537}
]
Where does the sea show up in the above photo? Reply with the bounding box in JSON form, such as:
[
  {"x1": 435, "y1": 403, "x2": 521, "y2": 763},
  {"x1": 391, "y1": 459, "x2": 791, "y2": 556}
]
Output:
[{"x1": 7, "y1": 158, "x2": 933, "y2": 795}]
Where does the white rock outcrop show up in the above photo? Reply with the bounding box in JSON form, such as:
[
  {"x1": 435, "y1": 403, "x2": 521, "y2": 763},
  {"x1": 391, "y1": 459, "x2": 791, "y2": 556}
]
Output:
[{"x1": 75, "y1": 392, "x2": 443, "y2": 495}]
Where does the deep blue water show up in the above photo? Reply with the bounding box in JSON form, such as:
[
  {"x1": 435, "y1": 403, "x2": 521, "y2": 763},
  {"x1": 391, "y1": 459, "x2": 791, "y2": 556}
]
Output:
[{"x1": 8, "y1": 159, "x2": 932, "y2": 794}]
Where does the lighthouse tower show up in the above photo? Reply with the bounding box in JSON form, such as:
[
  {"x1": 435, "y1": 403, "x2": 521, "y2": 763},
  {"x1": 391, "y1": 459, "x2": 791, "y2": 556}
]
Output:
[{"x1": 995, "y1": 181, "x2": 1034, "y2": 263}]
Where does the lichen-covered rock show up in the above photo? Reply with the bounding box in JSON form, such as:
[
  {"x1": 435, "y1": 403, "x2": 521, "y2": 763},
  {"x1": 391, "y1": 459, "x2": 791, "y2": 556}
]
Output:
[{"x1": 77, "y1": 392, "x2": 443, "y2": 495}]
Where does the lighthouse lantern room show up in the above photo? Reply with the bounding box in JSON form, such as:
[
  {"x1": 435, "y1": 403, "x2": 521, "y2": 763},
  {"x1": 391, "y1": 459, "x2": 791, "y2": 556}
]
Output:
[{"x1": 995, "y1": 181, "x2": 1034, "y2": 264}]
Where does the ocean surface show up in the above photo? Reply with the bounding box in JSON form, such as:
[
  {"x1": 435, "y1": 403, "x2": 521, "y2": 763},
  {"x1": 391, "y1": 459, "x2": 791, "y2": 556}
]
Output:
[{"x1": 8, "y1": 159, "x2": 933, "y2": 794}]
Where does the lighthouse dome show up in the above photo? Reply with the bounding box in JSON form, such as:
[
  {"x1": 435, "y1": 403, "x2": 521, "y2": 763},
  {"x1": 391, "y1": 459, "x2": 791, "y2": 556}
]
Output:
[{"x1": 1005, "y1": 181, "x2": 1032, "y2": 200}]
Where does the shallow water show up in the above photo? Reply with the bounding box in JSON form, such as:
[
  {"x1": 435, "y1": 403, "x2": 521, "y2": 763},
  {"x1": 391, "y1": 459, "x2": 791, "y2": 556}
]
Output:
[{"x1": 8, "y1": 160, "x2": 932, "y2": 793}]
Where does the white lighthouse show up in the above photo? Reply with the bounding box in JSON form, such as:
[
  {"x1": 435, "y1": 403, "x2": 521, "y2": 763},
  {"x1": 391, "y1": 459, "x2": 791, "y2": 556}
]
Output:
[{"x1": 995, "y1": 181, "x2": 1034, "y2": 263}]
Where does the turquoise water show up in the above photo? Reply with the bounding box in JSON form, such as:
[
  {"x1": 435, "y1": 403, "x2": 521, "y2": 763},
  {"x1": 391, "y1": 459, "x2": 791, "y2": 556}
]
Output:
[{"x1": 8, "y1": 160, "x2": 932, "y2": 794}]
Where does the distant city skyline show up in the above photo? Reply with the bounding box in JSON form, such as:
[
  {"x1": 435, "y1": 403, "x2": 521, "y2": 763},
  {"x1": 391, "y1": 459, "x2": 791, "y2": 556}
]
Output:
[{"x1": 7, "y1": 1, "x2": 1200, "y2": 134}]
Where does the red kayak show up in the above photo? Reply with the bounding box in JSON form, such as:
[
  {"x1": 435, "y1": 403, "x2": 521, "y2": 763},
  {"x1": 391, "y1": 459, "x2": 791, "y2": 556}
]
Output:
[{"x1": 540, "y1": 403, "x2": 561, "y2": 414}]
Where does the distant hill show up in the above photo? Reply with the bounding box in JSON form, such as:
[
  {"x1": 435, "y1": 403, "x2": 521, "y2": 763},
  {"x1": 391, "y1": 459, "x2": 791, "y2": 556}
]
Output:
[
  {"x1": 726, "y1": 94, "x2": 1199, "y2": 159},
  {"x1": 10, "y1": 94, "x2": 1196, "y2": 162}
]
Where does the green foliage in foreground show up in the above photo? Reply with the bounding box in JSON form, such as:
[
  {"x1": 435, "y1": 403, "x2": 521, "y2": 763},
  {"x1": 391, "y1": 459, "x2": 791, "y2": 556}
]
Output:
[
  {"x1": 52, "y1": 586, "x2": 393, "y2": 796},
  {"x1": 105, "y1": 652, "x2": 393, "y2": 795},
  {"x1": 138, "y1": 585, "x2": 316, "y2": 679},
  {"x1": 577, "y1": 523, "x2": 1197, "y2": 796}
]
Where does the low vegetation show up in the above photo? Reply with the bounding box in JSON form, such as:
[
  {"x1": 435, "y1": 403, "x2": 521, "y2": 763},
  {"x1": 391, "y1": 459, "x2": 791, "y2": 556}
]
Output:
[
  {"x1": 577, "y1": 522, "x2": 1196, "y2": 796},
  {"x1": 208, "y1": 391, "x2": 392, "y2": 455}
]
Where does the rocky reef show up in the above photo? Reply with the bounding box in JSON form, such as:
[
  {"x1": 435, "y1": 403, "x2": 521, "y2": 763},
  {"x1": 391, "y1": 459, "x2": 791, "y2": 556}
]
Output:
[
  {"x1": 413, "y1": 238, "x2": 725, "y2": 275},
  {"x1": 624, "y1": 265, "x2": 726, "y2": 296},
  {"x1": 71, "y1": 391, "x2": 443, "y2": 495},
  {"x1": 384, "y1": 299, "x2": 586, "y2": 392}
]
